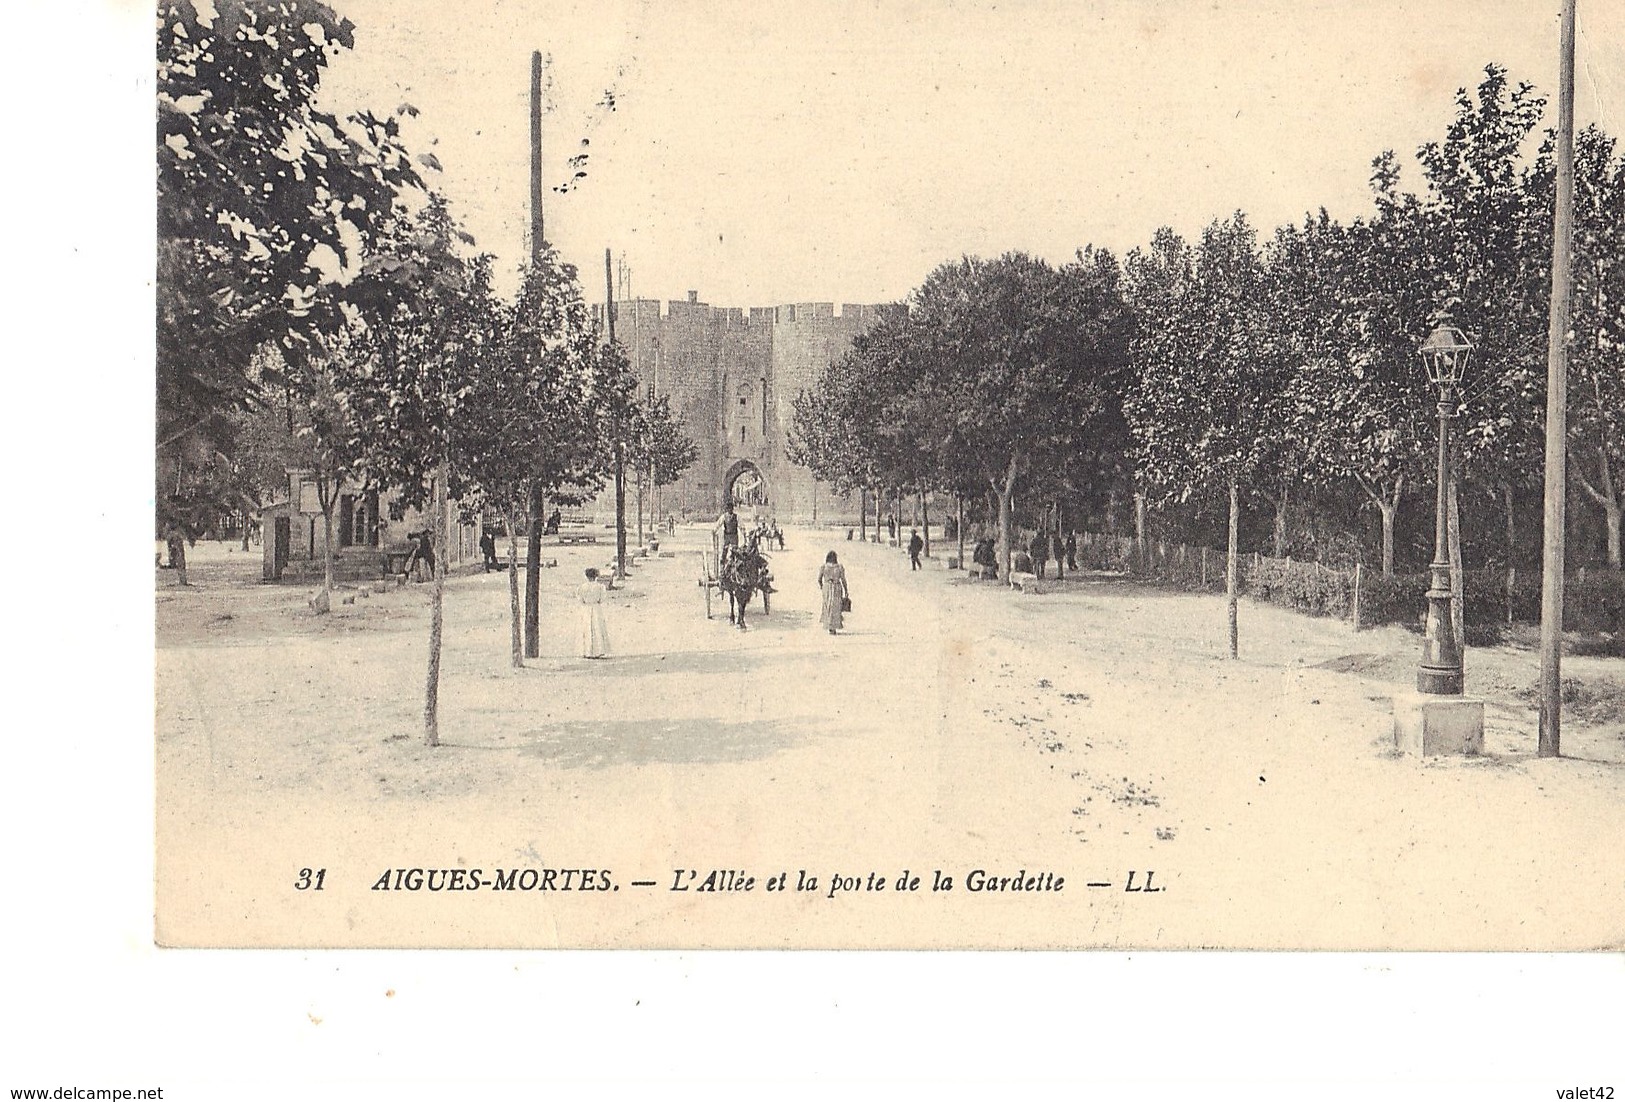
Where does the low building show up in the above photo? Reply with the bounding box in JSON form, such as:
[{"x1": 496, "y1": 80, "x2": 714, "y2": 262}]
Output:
[{"x1": 259, "y1": 469, "x2": 480, "y2": 583}]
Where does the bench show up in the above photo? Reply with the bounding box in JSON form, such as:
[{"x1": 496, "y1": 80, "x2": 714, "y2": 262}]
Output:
[
  {"x1": 556, "y1": 523, "x2": 597, "y2": 544},
  {"x1": 492, "y1": 557, "x2": 557, "y2": 570}
]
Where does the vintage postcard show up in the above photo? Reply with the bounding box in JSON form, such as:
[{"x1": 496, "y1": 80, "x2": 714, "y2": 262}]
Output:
[{"x1": 154, "y1": 0, "x2": 1625, "y2": 950}]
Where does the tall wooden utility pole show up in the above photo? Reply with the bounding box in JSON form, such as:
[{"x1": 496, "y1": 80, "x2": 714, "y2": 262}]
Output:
[
  {"x1": 607, "y1": 247, "x2": 627, "y2": 580},
  {"x1": 529, "y1": 51, "x2": 544, "y2": 253},
  {"x1": 1538, "y1": 0, "x2": 1577, "y2": 757},
  {"x1": 523, "y1": 50, "x2": 546, "y2": 659}
]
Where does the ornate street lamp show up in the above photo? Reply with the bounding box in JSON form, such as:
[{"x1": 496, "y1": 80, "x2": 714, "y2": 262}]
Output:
[{"x1": 1416, "y1": 319, "x2": 1472, "y2": 695}]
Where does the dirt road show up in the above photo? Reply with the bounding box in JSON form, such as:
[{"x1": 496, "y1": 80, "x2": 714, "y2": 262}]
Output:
[{"x1": 155, "y1": 529, "x2": 1625, "y2": 949}]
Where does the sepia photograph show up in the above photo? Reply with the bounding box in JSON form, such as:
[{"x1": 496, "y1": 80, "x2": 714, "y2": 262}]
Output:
[{"x1": 148, "y1": 0, "x2": 1624, "y2": 956}]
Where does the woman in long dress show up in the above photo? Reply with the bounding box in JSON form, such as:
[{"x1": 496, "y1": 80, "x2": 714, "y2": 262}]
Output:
[
  {"x1": 818, "y1": 551, "x2": 848, "y2": 635},
  {"x1": 578, "y1": 568, "x2": 611, "y2": 658}
]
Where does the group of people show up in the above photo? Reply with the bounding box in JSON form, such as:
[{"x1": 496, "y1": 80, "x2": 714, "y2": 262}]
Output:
[
  {"x1": 965, "y1": 530, "x2": 1078, "y2": 579},
  {"x1": 566, "y1": 508, "x2": 1083, "y2": 660},
  {"x1": 713, "y1": 502, "x2": 786, "y2": 555},
  {"x1": 755, "y1": 520, "x2": 786, "y2": 551},
  {"x1": 1026, "y1": 530, "x2": 1079, "y2": 580},
  {"x1": 402, "y1": 530, "x2": 437, "y2": 581}
]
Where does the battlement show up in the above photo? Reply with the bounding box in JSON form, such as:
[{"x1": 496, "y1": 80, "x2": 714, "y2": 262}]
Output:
[{"x1": 599, "y1": 296, "x2": 895, "y2": 330}]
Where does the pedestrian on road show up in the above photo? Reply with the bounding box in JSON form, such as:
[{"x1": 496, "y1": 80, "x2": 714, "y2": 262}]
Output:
[
  {"x1": 578, "y1": 568, "x2": 611, "y2": 659},
  {"x1": 972, "y1": 538, "x2": 998, "y2": 579},
  {"x1": 908, "y1": 529, "x2": 924, "y2": 570},
  {"x1": 887, "y1": 514, "x2": 897, "y2": 541},
  {"x1": 479, "y1": 529, "x2": 497, "y2": 572},
  {"x1": 1065, "y1": 532, "x2": 1078, "y2": 571},
  {"x1": 1029, "y1": 531, "x2": 1049, "y2": 580},
  {"x1": 407, "y1": 529, "x2": 436, "y2": 582},
  {"x1": 818, "y1": 551, "x2": 849, "y2": 635},
  {"x1": 1051, "y1": 531, "x2": 1066, "y2": 580}
]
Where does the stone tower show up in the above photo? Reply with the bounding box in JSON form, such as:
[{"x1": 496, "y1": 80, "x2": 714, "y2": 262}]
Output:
[{"x1": 601, "y1": 292, "x2": 893, "y2": 525}]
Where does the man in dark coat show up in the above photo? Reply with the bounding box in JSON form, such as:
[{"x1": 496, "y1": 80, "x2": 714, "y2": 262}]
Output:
[
  {"x1": 972, "y1": 538, "x2": 998, "y2": 579},
  {"x1": 908, "y1": 529, "x2": 924, "y2": 570},
  {"x1": 1065, "y1": 532, "x2": 1078, "y2": 571},
  {"x1": 1029, "y1": 531, "x2": 1049, "y2": 579},
  {"x1": 479, "y1": 529, "x2": 497, "y2": 572}
]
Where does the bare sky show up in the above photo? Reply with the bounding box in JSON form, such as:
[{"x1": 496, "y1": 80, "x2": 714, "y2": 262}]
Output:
[{"x1": 319, "y1": 0, "x2": 1625, "y2": 306}]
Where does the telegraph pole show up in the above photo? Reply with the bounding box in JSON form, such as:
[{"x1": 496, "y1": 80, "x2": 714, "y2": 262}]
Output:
[
  {"x1": 607, "y1": 247, "x2": 627, "y2": 580},
  {"x1": 1538, "y1": 0, "x2": 1577, "y2": 757},
  {"x1": 523, "y1": 50, "x2": 546, "y2": 658}
]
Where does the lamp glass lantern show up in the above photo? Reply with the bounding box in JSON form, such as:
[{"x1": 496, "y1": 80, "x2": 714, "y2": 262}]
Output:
[{"x1": 1419, "y1": 322, "x2": 1472, "y2": 389}]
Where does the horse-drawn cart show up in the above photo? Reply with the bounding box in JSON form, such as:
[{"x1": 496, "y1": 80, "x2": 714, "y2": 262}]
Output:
[{"x1": 702, "y1": 537, "x2": 773, "y2": 628}]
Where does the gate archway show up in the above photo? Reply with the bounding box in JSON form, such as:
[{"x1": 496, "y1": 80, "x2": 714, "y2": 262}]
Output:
[{"x1": 723, "y1": 460, "x2": 769, "y2": 509}]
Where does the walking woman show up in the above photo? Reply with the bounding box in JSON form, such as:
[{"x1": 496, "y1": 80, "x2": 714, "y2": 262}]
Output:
[
  {"x1": 578, "y1": 568, "x2": 611, "y2": 659},
  {"x1": 818, "y1": 550, "x2": 849, "y2": 635}
]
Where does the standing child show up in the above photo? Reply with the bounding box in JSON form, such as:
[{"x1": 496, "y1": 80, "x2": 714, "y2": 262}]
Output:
[{"x1": 578, "y1": 568, "x2": 611, "y2": 659}]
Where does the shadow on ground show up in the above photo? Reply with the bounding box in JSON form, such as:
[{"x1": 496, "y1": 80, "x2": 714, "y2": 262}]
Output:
[
  {"x1": 515, "y1": 715, "x2": 811, "y2": 768},
  {"x1": 556, "y1": 648, "x2": 769, "y2": 677}
]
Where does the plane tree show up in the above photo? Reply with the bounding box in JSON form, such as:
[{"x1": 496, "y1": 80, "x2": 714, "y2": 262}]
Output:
[
  {"x1": 156, "y1": 0, "x2": 419, "y2": 581},
  {"x1": 910, "y1": 251, "x2": 1133, "y2": 582},
  {"x1": 1125, "y1": 215, "x2": 1294, "y2": 657}
]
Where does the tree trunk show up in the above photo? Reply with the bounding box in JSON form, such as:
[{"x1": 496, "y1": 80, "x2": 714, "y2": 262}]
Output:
[
  {"x1": 524, "y1": 483, "x2": 543, "y2": 659},
  {"x1": 320, "y1": 502, "x2": 336, "y2": 606},
  {"x1": 1133, "y1": 491, "x2": 1148, "y2": 574},
  {"x1": 1053, "y1": 502, "x2": 1064, "y2": 580},
  {"x1": 636, "y1": 467, "x2": 644, "y2": 547},
  {"x1": 920, "y1": 490, "x2": 930, "y2": 556},
  {"x1": 1501, "y1": 481, "x2": 1517, "y2": 567},
  {"x1": 859, "y1": 488, "x2": 868, "y2": 541},
  {"x1": 1226, "y1": 479, "x2": 1240, "y2": 659},
  {"x1": 956, "y1": 494, "x2": 965, "y2": 569},
  {"x1": 424, "y1": 463, "x2": 447, "y2": 748},
  {"x1": 1600, "y1": 451, "x2": 1622, "y2": 570},
  {"x1": 996, "y1": 455, "x2": 1018, "y2": 584},
  {"x1": 1607, "y1": 500, "x2": 1623, "y2": 571},
  {"x1": 614, "y1": 442, "x2": 627, "y2": 579},
  {"x1": 241, "y1": 508, "x2": 251, "y2": 552},
  {"x1": 1272, "y1": 489, "x2": 1289, "y2": 558},
  {"x1": 167, "y1": 534, "x2": 189, "y2": 587},
  {"x1": 1378, "y1": 499, "x2": 1397, "y2": 578},
  {"x1": 997, "y1": 489, "x2": 1013, "y2": 583},
  {"x1": 507, "y1": 509, "x2": 523, "y2": 669}
]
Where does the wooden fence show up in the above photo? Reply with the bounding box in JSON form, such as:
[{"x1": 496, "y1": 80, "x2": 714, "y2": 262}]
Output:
[{"x1": 1074, "y1": 532, "x2": 1623, "y2": 637}]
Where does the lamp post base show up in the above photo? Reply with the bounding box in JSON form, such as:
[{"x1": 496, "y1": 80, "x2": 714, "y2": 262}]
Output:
[
  {"x1": 1417, "y1": 560, "x2": 1463, "y2": 695},
  {"x1": 1416, "y1": 665, "x2": 1464, "y2": 695},
  {"x1": 1393, "y1": 692, "x2": 1485, "y2": 756}
]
